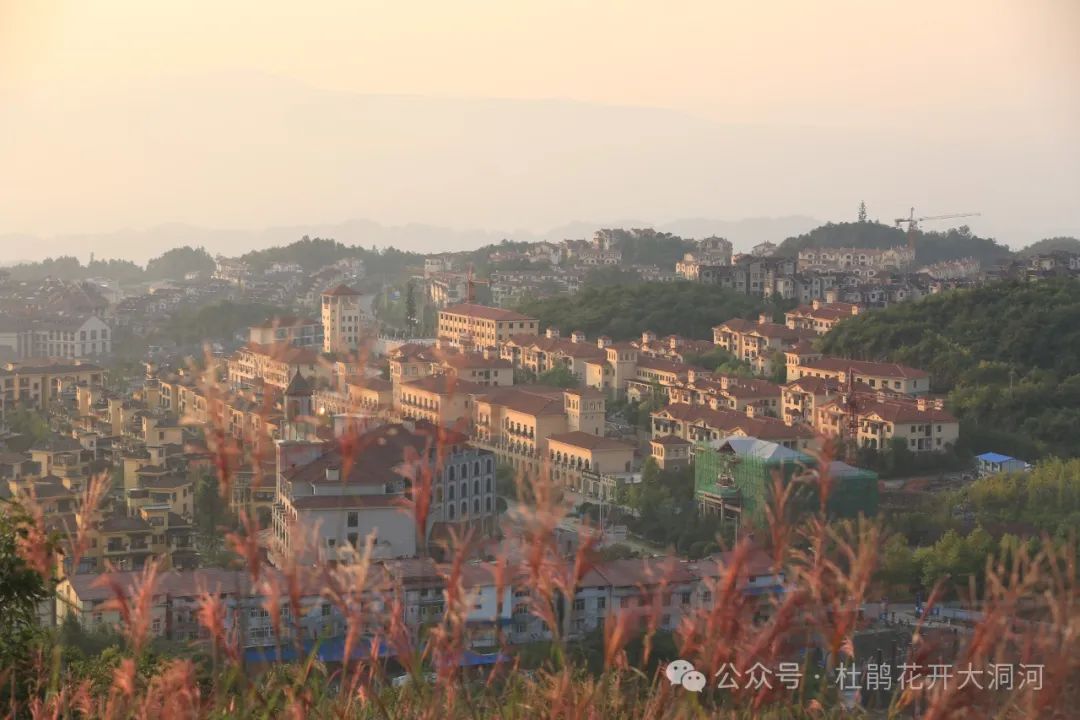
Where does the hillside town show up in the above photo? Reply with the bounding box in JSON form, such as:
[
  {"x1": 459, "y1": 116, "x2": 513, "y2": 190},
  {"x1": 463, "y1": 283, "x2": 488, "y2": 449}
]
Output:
[{"x1": 1, "y1": 223, "x2": 1076, "y2": 709}]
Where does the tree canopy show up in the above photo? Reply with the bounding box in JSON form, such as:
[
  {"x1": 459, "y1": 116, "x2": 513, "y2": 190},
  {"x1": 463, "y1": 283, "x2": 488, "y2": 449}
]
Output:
[
  {"x1": 146, "y1": 246, "x2": 215, "y2": 280},
  {"x1": 774, "y1": 221, "x2": 1013, "y2": 266},
  {"x1": 516, "y1": 282, "x2": 769, "y2": 341},
  {"x1": 1018, "y1": 236, "x2": 1080, "y2": 256}
]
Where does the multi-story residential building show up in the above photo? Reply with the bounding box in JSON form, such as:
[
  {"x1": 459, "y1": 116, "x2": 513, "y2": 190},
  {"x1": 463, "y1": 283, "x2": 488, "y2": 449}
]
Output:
[
  {"x1": 546, "y1": 431, "x2": 636, "y2": 499},
  {"x1": 783, "y1": 300, "x2": 862, "y2": 335},
  {"x1": 71, "y1": 506, "x2": 196, "y2": 574},
  {"x1": 389, "y1": 344, "x2": 513, "y2": 387},
  {"x1": 437, "y1": 304, "x2": 538, "y2": 349},
  {"x1": 395, "y1": 375, "x2": 483, "y2": 429},
  {"x1": 651, "y1": 403, "x2": 817, "y2": 452},
  {"x1": 0, "y1": 315, "x2": 112, "y2": 361},
  {"x1": 313, "y1": 376, "x2": 394, "y2": 417},
  {"x1": 788, "y1": 356, "x2": 930, "y2": 395},
  {"x1": 649, "y1": 434, "x2": 692, "y2": 471},
  {"x1": 781, "y1": 376, "x2": 842, "y2": 425},
  {"x1": 321, "y1": 284, "x2": 369, "y2": 354},
  {"x1": 798, "y1": 245, "x2": 915, "y2": 273},
  {"x1": 0, "y1": 360, "x2": 106, "y2": 419},
  {"x1": 57, "y1": 549, "x2": 781, "y2": 650},
  {"x1": 711, "y1": 316, "x2": 817, "y2": 374},
  {"x1": 249, "y1": 316, "x2": 324, "y2": 348},
  {"x1": 425, "y1": 271, "x2": 469, "y2": 308},
  {"x1": 675, "y1": 237, "x2": 734, "y2": 280},
  {"x1": 272, "y1": 420, "x2": 497, "y2": 564},
  {"x1": 499, "y1": 329, "x2": 605, "y2": 381},
  {"x1": 814, "y1": 391, "x2": 959, "y2": 453},
  {"x1": 227, "y1": 343, "x2": 329, "y2": 391}
]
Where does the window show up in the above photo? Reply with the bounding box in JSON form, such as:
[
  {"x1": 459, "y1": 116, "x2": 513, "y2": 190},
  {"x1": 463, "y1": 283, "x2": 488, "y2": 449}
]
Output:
[
  {"x1": 681, "y1": 592, "x2": 691, "y2": 605},
  {"x1": 473, "y1": 499, "x2": 480, "y2": 514},
  {"x1": 597, "y1": 597, "x2": 606, "y2": 610},
  {"x1": 486, "y1": 477, "x2": 492, "y2": 492},
  {"x1": 321, "y1": 603, "x2": 331, "y2": 616},
  {"x1": 448, "y1": 505, "x2": 455, "y2": 519},
  {"x1": 347, "y1": 533, "x2": 358, "y2": 548},
  {"x1": 620, "y1": 597, "x2": 630, "y2": 609},
  {"x1": 573, "y1": 599, "x2": 585, "y2": 611}
]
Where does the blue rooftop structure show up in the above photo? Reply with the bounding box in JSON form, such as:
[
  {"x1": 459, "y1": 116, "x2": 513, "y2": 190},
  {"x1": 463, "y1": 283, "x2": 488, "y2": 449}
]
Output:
[{"x1": 975, "y1": 452, "x2": 1030, "y2": 476}]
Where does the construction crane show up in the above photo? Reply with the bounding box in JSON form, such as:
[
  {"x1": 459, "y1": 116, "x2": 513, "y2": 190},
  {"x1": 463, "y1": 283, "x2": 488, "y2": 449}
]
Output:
[{"x1": 894, "y1": 208, "x2": 981, "y2": 252}]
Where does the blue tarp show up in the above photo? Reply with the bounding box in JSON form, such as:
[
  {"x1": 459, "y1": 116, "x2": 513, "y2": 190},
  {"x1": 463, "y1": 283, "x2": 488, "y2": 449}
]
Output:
[{"x1": 976, "y1": 452, "x2": 1015, "y2": 464}]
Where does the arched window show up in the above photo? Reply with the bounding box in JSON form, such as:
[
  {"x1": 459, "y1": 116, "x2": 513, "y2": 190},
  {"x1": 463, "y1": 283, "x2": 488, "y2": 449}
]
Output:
[
  {"x1": 461, "y1": 482, "x2": 468, "y2": 498},
  {"x1": 448, "y1": 485, "x2": 455, "y2": 501},
  {"x1": 461, "y1": 463, "x2": 469, "y2": 479},
  {"x1": 486, "y1": 458, "x2": 493, "y2": 473},
  {"x1": 448, "y1": 504, "x2": 455, "y2": 520},
  {"x1": 460, "y1": 501, "x2": 467, "y2": 518},
  {"x1": 473, "y1": 480, "x2": 480, "y2": 495},
  {"x1": 486, "y1": 477, "x2": 492, "y2": 492},
  {"x1": 448, "y1": 466, "x2": 455, "y2": 481},
  {"x1": 485, "y1": 497, "x2": 492, "y2": 512},
  {"x1": 473, "y1": 498, "x2": 480, "y2": 514},
  {"x1": 473, "y1": 461, "x2": 480, "y2": 475}
]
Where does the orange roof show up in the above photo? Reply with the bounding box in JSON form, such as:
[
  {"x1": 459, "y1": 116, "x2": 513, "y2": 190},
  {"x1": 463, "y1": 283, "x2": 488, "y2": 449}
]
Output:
[{"x1": 441, "y1": 303, "x2": 536, "y2": 322}]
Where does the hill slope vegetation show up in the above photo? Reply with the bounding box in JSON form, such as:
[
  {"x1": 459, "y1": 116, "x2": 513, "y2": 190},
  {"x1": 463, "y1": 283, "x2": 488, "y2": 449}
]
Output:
[{"x1": 820, "y1": 279, "x2": 1080, "y2": 459}]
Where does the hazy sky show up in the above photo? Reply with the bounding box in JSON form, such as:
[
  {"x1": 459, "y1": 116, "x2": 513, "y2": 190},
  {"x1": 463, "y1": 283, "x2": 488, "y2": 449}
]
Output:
[{"x1": 2, "y1": 0, "x2": 1078, "y2": 259}]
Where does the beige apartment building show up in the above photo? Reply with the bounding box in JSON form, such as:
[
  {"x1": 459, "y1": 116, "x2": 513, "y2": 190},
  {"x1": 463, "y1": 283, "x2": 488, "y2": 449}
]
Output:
[
  {"x1": 546, "y1": 431, "x2": 636, "y2": 499},
  {"x1": 0, "y1": 360, "x2": 105, "y2": 419},
  {"x1": 781, "y1": 376, "x2": 841, "y2": 425},
  {"x1": 227, "y1": 343, "x2": 329, "y2": 391},
  {"x1": 437, "y1": 303, "x2": 538, "y2": 348},
  {"x1": 249, "y1": 315, "x2": 323, "y2": 348},
  {"x1": 814, "y1": 392, "x2": 959, "y2": 453},
  {"x1": 395, "y1": 375, "x2": 483, "y2": 429},
  {"x1": 711, "y1": 317, "x2": 816, "y2": 374},
  {"x1": 321, "y1": 284, "x2": 368, "y2": 354},
  {"x1": 651, "y1": 403, "x2": 818, "y2": 452},
  {"x1": 784, "y1": 300, "x2": 862, "y2": 335},
  {"x1": 788, "y1": 357, "x2": 930, "y2": 395}
]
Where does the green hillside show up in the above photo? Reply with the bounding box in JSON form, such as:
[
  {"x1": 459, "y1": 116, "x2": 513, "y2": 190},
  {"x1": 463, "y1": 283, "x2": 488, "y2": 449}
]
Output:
[
  {"x1": 820, "y1": 279, "x2": 1080, "y2": 459},
  {"x1": 775, "y1": 221, "x2": 1013, "y2": 266},
  {"x1": 516, "y1": 282, "x2": 773, "y2": 341}
]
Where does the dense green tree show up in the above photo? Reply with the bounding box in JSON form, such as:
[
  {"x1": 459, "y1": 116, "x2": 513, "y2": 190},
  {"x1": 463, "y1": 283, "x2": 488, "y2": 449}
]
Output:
[
  {"x1": 158, "y1": 301, "x2": 286, "y2": 345},
  {"x1": 1018, "y1": 236, "x2": 1080, "y2": 256},
  {"x1": 821, "y1": 279, "x2": 1080, "y2": 457},
  {"x1": 774, "y1": 221, "x2": 1012, "y2": 266},
  {"x1": 146, "y1": 246, "x2": 215, "y2": 279},
  {"x1": 0, "y1": 507, "x2": 56, "y2": 708},
  {"x1": 536, "y1": 365, "x2": 579, "y2": 388},
  {"x1": 857, "y1": 201, "x2": 868, "y2": 223},
  {"x1": 517, "y1": 282, "x2": 767, "y2": 341}
]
